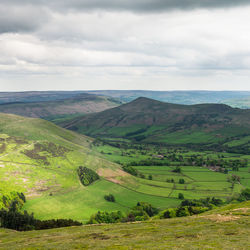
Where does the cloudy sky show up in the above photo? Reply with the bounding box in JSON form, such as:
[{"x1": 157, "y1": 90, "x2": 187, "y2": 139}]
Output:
[{"x1": 0, "y1": 0, "x2": 250, "y2": 91}]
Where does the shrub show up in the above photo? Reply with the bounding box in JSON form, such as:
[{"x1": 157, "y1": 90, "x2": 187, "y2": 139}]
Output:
[
  {"x1": 237, "y1": 188, "x2": 250, "y2": 201},
  {"x1": 136, "y1": 202, "x2": 159, "y2": 217},
  {"x1": 172, "y1": 167, "x2": 181, "y2": 173},
  {"x1": 126, "y1": 208, "x2": 149, "y2": 222},
  {"x1": 162, "y1": 208, "x2": 177, "y2": 218},
  {"x1": 87, "y1": 211, "x2": 124, "y2": 224},
  {"x1": 104, "y1": 194, "x2": 115, "y2": 202},
  {"x1": 179, "y1": 179, "x2": 185, "y2": 184},
  {"x1": 188, "y1": 206, "x2": 209, "y2": 215},
  {"x1": 176, "y1": 206, "x2": 190, "y2": 217},
  {"x1": 0, "y1": 207, "x2": 81, "y2": 231},
  {"x1": 178, "y1": 193, "x2": 184, "y2": 200}
]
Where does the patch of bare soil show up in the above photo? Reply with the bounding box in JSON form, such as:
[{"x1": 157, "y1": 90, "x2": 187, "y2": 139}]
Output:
[
  {"x1": 204, "y1": 214, "x2": 240, "y2": 222},
  {"x1": 26, "y1": 180, "x2": 48, "y2": 198},
  {"x1": 97, "y1": 168, "x2": 129, "y2": 184},
  {"x1": 232, "y1": 208, "x2": 250, "y2": 213}
]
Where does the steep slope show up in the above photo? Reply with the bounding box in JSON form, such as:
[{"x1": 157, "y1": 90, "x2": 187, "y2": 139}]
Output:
[
  {"x1": 62, "y1": 97, "x2": 250, "y2": 152},
  {"x1": 0, "y1": 113, "x2": 125, "y2": 220},
  {"x1": 0, "y1": 93, "x2": 121, "y2": 121}
]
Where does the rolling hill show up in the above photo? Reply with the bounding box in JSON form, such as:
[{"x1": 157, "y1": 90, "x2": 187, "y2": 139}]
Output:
[
  {"x1": 86, "y1": 90, "x2": 250, "y2": 107},
  {"x1": 0, "y1": 200, "x2": 249, "y2": 249},
  {"x1": 0, "y1": 112, "x2": 183, "y2": 222},
  {"x1": 62, "y1": 97, "x2": 250, "y2": 152},
  {"x1": 0, "y1": 91, "x2": 86, "y2": 104},
  {"x1": 0, "y1": 93, "x2": 121, "y2": 122},
  {"x1": 224, "y1": 96, "x2": 250, "y2": 109}
]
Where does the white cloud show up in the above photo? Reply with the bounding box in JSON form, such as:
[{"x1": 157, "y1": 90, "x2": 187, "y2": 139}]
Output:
[{"x1": 0, "y1": 3, "x2": 250, "y2": 90}]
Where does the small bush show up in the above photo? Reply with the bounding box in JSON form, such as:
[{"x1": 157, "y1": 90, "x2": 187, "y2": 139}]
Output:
[
  {"x1": 162, "y1": 208, "x2": 177, "y2": 218},
  {"x1": 178, "y1": 193, "x2": 184, "y2": 200},
  {"x1": 172, "y1": 167, "x2": 181, "y2": 173},
  {"x1": 104, "y1": 194, "x2": 115, "y2": 202},
  {"x1": 176, "y1": 206, "x2": 190, "y2": 217},
  {"x1": 87, "y1": 211, "x2": 124, "y2": 224},
  {"x1": 179, "y1": 179, "x2": 185, "y2": 184},
  {"x1": 237, "y1": 188, "x2": 250, "y2": 201}
]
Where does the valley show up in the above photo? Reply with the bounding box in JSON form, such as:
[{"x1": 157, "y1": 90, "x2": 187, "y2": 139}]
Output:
[
  {"x1": 0, "y1": 110, "x2": 249, "y2": 223},
  {"x1": 1, "y1": 0, "x2": 250, "y2": 248},
  {"x1": 0, "y1": 96, "x2": 249, "y2": 249}
]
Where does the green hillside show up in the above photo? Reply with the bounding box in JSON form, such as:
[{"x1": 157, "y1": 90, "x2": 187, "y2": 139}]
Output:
[
  {"x1": 0, "y1": 93, "x2": 121, "y2": 122},
  {"x1": 0, "y1": 111, "x2": 249, "y2": 225},
  {"x1": 0, "y1": 113, "x2": 181, "y2": 221},
  {"x1": 62, "y1": 97, "x2": 250, "y2": 153},
  {"x1": 0, "y1": 200, "x2": 249, "y2": 249}
]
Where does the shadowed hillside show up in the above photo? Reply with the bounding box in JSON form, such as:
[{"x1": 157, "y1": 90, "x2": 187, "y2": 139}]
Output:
[
  {"x1": 62, "y1": 97, "x2": 250, "y2": 152},
  {"x1": 0, "y1": 93, "x2": 121, "y2": 121}
]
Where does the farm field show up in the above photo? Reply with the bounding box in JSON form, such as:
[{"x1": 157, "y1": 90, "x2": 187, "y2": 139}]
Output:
[
  {"x1": 93, "y1": 140, "x2": 250, "y2": 202},
  {"x1": 0, "y1": 112, "x2": 249, "y2": 224}
]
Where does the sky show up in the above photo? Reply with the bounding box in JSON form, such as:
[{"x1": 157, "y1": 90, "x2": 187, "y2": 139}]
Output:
[{"x1": 0, "y1": 0, "x2": 250, "y2": 91}]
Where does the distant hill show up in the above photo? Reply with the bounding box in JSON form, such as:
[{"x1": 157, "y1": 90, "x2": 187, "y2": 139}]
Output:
[
  {"x1": 0, "y1": 93, "x2": 121, "y2": 121},
  {"x1": 85, "y1": 90, "x2": 250, "y2": 107},
  {"x1": 224, "y1": 96, "x2": 250, "y2": 109},
  {"x1": 62, "y1": 97, "x2": 250, "y2": 153},
  {"x1": 0, "y1": 91, "x2": 85, "y2": 104},
  {"x1": 1, "y1": 90, "x2": 250, "y2": 108}
]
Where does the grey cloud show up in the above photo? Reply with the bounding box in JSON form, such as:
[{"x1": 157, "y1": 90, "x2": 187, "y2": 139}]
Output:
[
  {"x1": 0, "y1": 5, "x2": 50, "y2": 34},
  {"x1": 55, "y1": 0, "x2": 250, "y2": 12},
  {"x1": 2, "y1": 0, "x2": 250, "y2": 12},
  {"x1": 1, "y1": 0, "x2": 249, "y2": 34}
]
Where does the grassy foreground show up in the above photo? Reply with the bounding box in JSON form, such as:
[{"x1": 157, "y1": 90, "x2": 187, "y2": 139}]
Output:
[{"x1": 0, "y1": 201, "x2": 249, "y2": 249}]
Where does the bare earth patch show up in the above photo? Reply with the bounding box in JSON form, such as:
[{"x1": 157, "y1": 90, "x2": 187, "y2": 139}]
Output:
[
  {"x1": 232, "y1": 208, "x2": 250, "y2": 213},
  {"x1": 26, "y1": 180, "x2": 48, "y2": 198},
  {"x1": 204, "y1": 214, "x2": 240, "y2": 222},
  {"x1": 97, "y1": 168, "x2": 129, "y2": 184}
]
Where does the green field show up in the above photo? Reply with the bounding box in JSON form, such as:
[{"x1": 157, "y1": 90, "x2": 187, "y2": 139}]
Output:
[
  {"x1": 0, "y1": 112, "x2": 249, "y2": 225},
  {"x1": 0, "y1": 201, "x2": 249, "y2": 249}
]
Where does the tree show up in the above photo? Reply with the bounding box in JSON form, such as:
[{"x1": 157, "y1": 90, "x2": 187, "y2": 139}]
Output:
[
  {"x1": 179, "y1": 179, "x2": 185, "y2": 184},
  {"x1": 178, "y1": 193, "x2": 184, "y2": 200},
  {"x1": 172, "y1": 166, "x2": 181, "y2": 173},
  {"x1": 104, "y1": 194, "x2": 115, "y2": 202},
  {"x1": 238, "y1": 188, "x2": 250, "y2": 201},
  {"x1": 148, "y1": 175, "x2": 153, "y2": 180}
]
